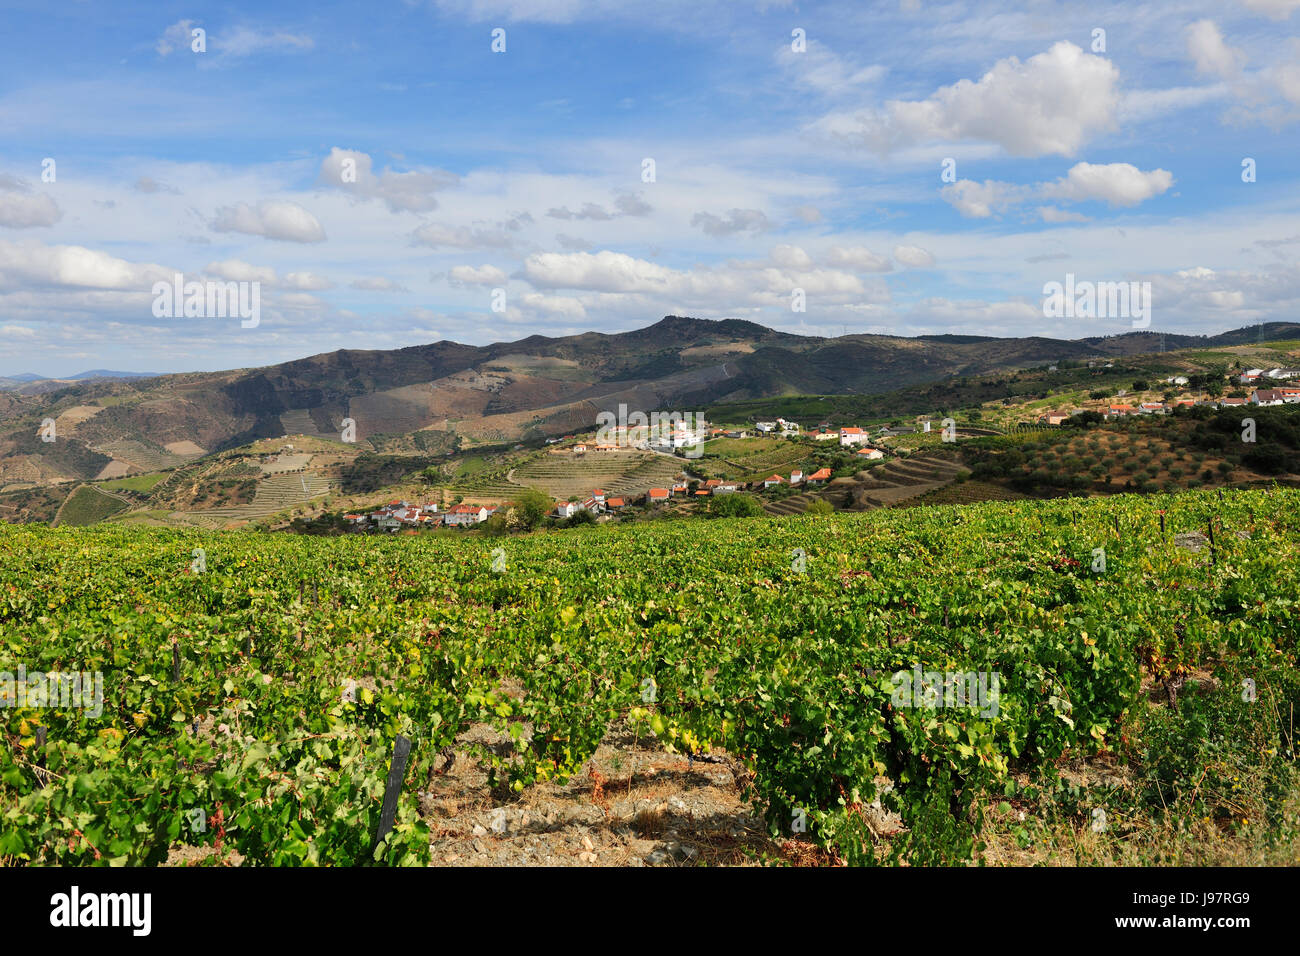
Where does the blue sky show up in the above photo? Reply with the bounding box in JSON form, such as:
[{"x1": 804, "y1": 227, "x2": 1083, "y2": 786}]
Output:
[{"x1": 1, "y1": 0, "x2": 1299, "y2": 375}]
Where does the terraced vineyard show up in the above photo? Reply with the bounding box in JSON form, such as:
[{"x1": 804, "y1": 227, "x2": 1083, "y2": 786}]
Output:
[
  {"x1": 92, "y1": 439, "x2": 199, "y2": 474},
  {"x1": 509, "y1": 452, "x2": 684, "y2": 500},
  {"x1": 3, "y1": 488, "x2": 1297, "y2": 867},
  {"x1": 181, "y1": 472, "x2": 337, "y2": 526}
]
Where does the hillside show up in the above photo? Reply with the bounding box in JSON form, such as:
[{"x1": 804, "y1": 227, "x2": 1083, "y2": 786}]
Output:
[{"x1": 3, "y1": 318, "x2": 1297, "y2": 493}]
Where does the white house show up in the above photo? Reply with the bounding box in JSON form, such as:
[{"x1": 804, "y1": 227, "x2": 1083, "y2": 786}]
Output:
[
  {"x1": 840, "y1": 426, "x2": 869, "y2": 447},
  {"x1": 555, "y1": 501, "x2": 581, "y2": 518},
  {"x1": 445, "y1": 504, "x2": 490, "y2": 526},
  {"x1": 1251, "y1": 389, "x2": 1288, "y2": 406},
  {"x1": 755, "y1": 421, "x2": 777, "y2": 434}
]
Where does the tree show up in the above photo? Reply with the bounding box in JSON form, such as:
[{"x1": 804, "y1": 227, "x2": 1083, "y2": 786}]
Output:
[
  {"x1": 707, "y1": 493, "x2": 765, "y2": 518},
  {"x1": 804, "y1": 498, "x2": 834, "y2": 516},
  {"x1": 513, "y1": 488, "x2": 553, "y2": 530}
]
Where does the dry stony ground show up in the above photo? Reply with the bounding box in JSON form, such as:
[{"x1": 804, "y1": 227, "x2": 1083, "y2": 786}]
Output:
[{"x1": 421, "y1": 721, "x2": 816, "y2": 867}]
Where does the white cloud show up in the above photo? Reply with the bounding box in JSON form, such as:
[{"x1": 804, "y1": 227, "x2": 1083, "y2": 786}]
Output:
[
  {"x1": 826, "y1": 246, "x2": 893, "y2": 272},
  {"x1": 411, "y1": 222, "x2": 514, "y2": 249},
  {"x1": 521, "y1": 292, "x2": 587, "y2": 319},
  {"x1": 1187, "y1": 21, "x2": 1244, "y2": 79},
  {"x1": 1042, "y1": 162, "x2": 1174, "y2": 207},
  {"x1": 210, "y1": 200, "x2": 326, "y2": 243},
  {"x1": 447, "y1": 264, "x2": 508, "y2": 286},
  {"x1": 769, "y1": 244, "x2": 814, "y2": 269},
  {"x1": 0, "y1": 185, "x2": 61, "y2": 228},
  {"x1": 775, "y1": 39, "x2": 886, "y2": 95},
  {"x1": 942, "y1": 163, "x2": 1172, "y2": 218},
  {"x1": 523, "y1": 250, "x2": 675, "y2": 293},
  {"x1": 283, "y1": 271, "x2": 333, "y2": 290},
  {"x1": 1240, "y1": 0, "x2": 1300, "y2": 19},
  {"x1": 318, "y1": 147, "x2": 457, "y2": 213},
  {"x1": 690, "y1": 208, "x2": 770, "y2": 236},
  {"x1": 818, "y1": 42, "x2": 1119, "y2": 158},
  {"x1": 204, "y1": 259, "x2": 275, "y2": 283},
  {"x1": 156, "y1": 20, "x2": 198, "y2": 56},
  {"x1": 215, "y1": 26, "x2": 313, "y2": 58},
  {"x1": 0, "y1": 239, "x2": 169, "y2": 290},
  {"x1": 893, "y1": 245, "x2": 935, "y2": 268},
  {"x1": 940, "y1": 179, "x2": 1019, "y2": 218}
]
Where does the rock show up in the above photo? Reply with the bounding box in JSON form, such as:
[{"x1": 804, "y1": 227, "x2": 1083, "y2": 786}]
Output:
[
  {"x1": 472, "y1": 824, "x2": 488, "y2": 836},
  {"x1": 645, "y1": 849, "x2": 671, "y2": 865}
]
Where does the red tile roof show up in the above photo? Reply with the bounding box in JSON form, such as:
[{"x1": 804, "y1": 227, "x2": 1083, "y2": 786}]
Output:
[{"x1": 808, "y1": 467, "x2": 832, "y2": 480}]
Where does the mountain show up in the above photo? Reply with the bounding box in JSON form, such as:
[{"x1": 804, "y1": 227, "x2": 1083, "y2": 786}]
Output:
[
  {"x1": 67, "y1": 369, "x2": 159, "y2": 380},
  {"x1": 1, "y1": 317, "x2": 1296, "y2": 488}
]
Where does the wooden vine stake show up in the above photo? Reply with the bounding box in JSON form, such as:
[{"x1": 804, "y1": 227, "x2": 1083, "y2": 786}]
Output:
[
  {"x1": 172, "y1": 642, "x2": 181, "y2": 682},
  {"x1": 372, "y1": 735, "x2": 412, "y2": 858}
]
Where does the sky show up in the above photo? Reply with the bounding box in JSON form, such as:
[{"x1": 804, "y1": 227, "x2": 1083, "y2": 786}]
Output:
[{"x1": 1, "y1": 0, "x2": 1298, "y2": 376}]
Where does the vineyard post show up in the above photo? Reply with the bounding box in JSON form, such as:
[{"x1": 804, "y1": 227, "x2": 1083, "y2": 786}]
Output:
[
  {"x1": 1159, "y1": 511, "x2": 1165, "y2": 537},
  {"x1": 172, "y1": 641, "x2": 181, "y2": 681},
  {"x1": 34, "y1": 725, "x2": 47, "y2": 788},
  {"x1": 1208, "y1": 517, "x2": 1217, "y2": 566},
  {"x1": 372, "y1": 734, "x2": 412, "y2": 858}
]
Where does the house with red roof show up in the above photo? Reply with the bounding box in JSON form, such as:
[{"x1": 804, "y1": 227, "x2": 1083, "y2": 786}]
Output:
[{"x1": 807, "y1": 467, "x2": 832, "y2": 484}]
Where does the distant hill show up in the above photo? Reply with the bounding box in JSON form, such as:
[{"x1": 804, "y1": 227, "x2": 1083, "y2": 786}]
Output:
[{"x1": 1, "y1": 316, "x2": 1297, "y2": 489}]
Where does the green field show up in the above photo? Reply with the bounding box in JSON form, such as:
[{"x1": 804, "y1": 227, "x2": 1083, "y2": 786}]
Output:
[
  {"x1": 54, "y1": 485, "x2": 130, "y2": 527},
  {"x1": 100, "y1": 472, "x2": 168, "y2": 493},
  {"x1": 3, "y1": 488, "x2": 1297, "y2": 866}
]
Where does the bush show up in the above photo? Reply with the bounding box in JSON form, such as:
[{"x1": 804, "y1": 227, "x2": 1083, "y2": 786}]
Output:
[
  {"x1": 804, "y1": 498, "x2": 834, "y2": 516},
  {"x1": 707, "y1": 493, "x2": 766, "y2": 518}
]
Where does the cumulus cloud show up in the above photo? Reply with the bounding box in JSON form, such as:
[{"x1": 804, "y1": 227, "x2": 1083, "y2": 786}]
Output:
[
  {"x1": 411, "y1": 222, "x2": 514, "y2": 249},
  {"x1": 1187, "y1": 21, "x2": 1244, "y2": 79},
  {"x1": 283, "y1": 271, "x2": 334, "y2": 290},
  {"x1": 826, "y1": 246, "x2": 893, "y2": 272},
  {"x1": 769, "y1": 244, "x2": 814, "y2": 269},
  {"x1": 204, "y1": 259, "x2": 276, "y2": 283},
  {"x1": 942, "y1": 163, "x2": 1173, "y2": 218},
  {"x1": 893, "y1": 245, "x2": 935, "y2": 268},
  {"x1": 521, "y1": 292, "x2": 586, "y2": 319},
  {"x1": 547, "y1": 202, "x2": 612, "y2": 221},
  {"x1": 1041, "y1": 162, "x2": 1174, "y2": 206},
  {"x1": 818, "y1": 42, "x2": 1119, "y2": 158},
  {"x1": 210, "y1": 200, "x2": 326, "y2": 242},
  {"x1": 318, "y1": 147, "x2": 457, "y2": 213},
  {"x1": 156, "y1": 20, "x2": 199, "y2": 56},
  {"x1": 555, "y1": 233, "x2": 591, "y2": 251},
  {"x1": 447, "y1": 264, "x2": 508, "y2": 286},
  {"x1": 940, "y1": 179, "x2": 1020, "y2": 218},
  {"x1": 519, "y1": 249, "x2": 874, "y2": 309},
  {"x1": 690, "y1": 208, "x2": 770, "y2": 236},
  {"x1": 546, "y1": 192, "x2": 651, "y2": 220},
  {"x1": 0, "y1": 239, "x2": 169, "y2": 290},
  {"x1": 0, "y1": 177, "x2": 61, "y2": 228}
]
